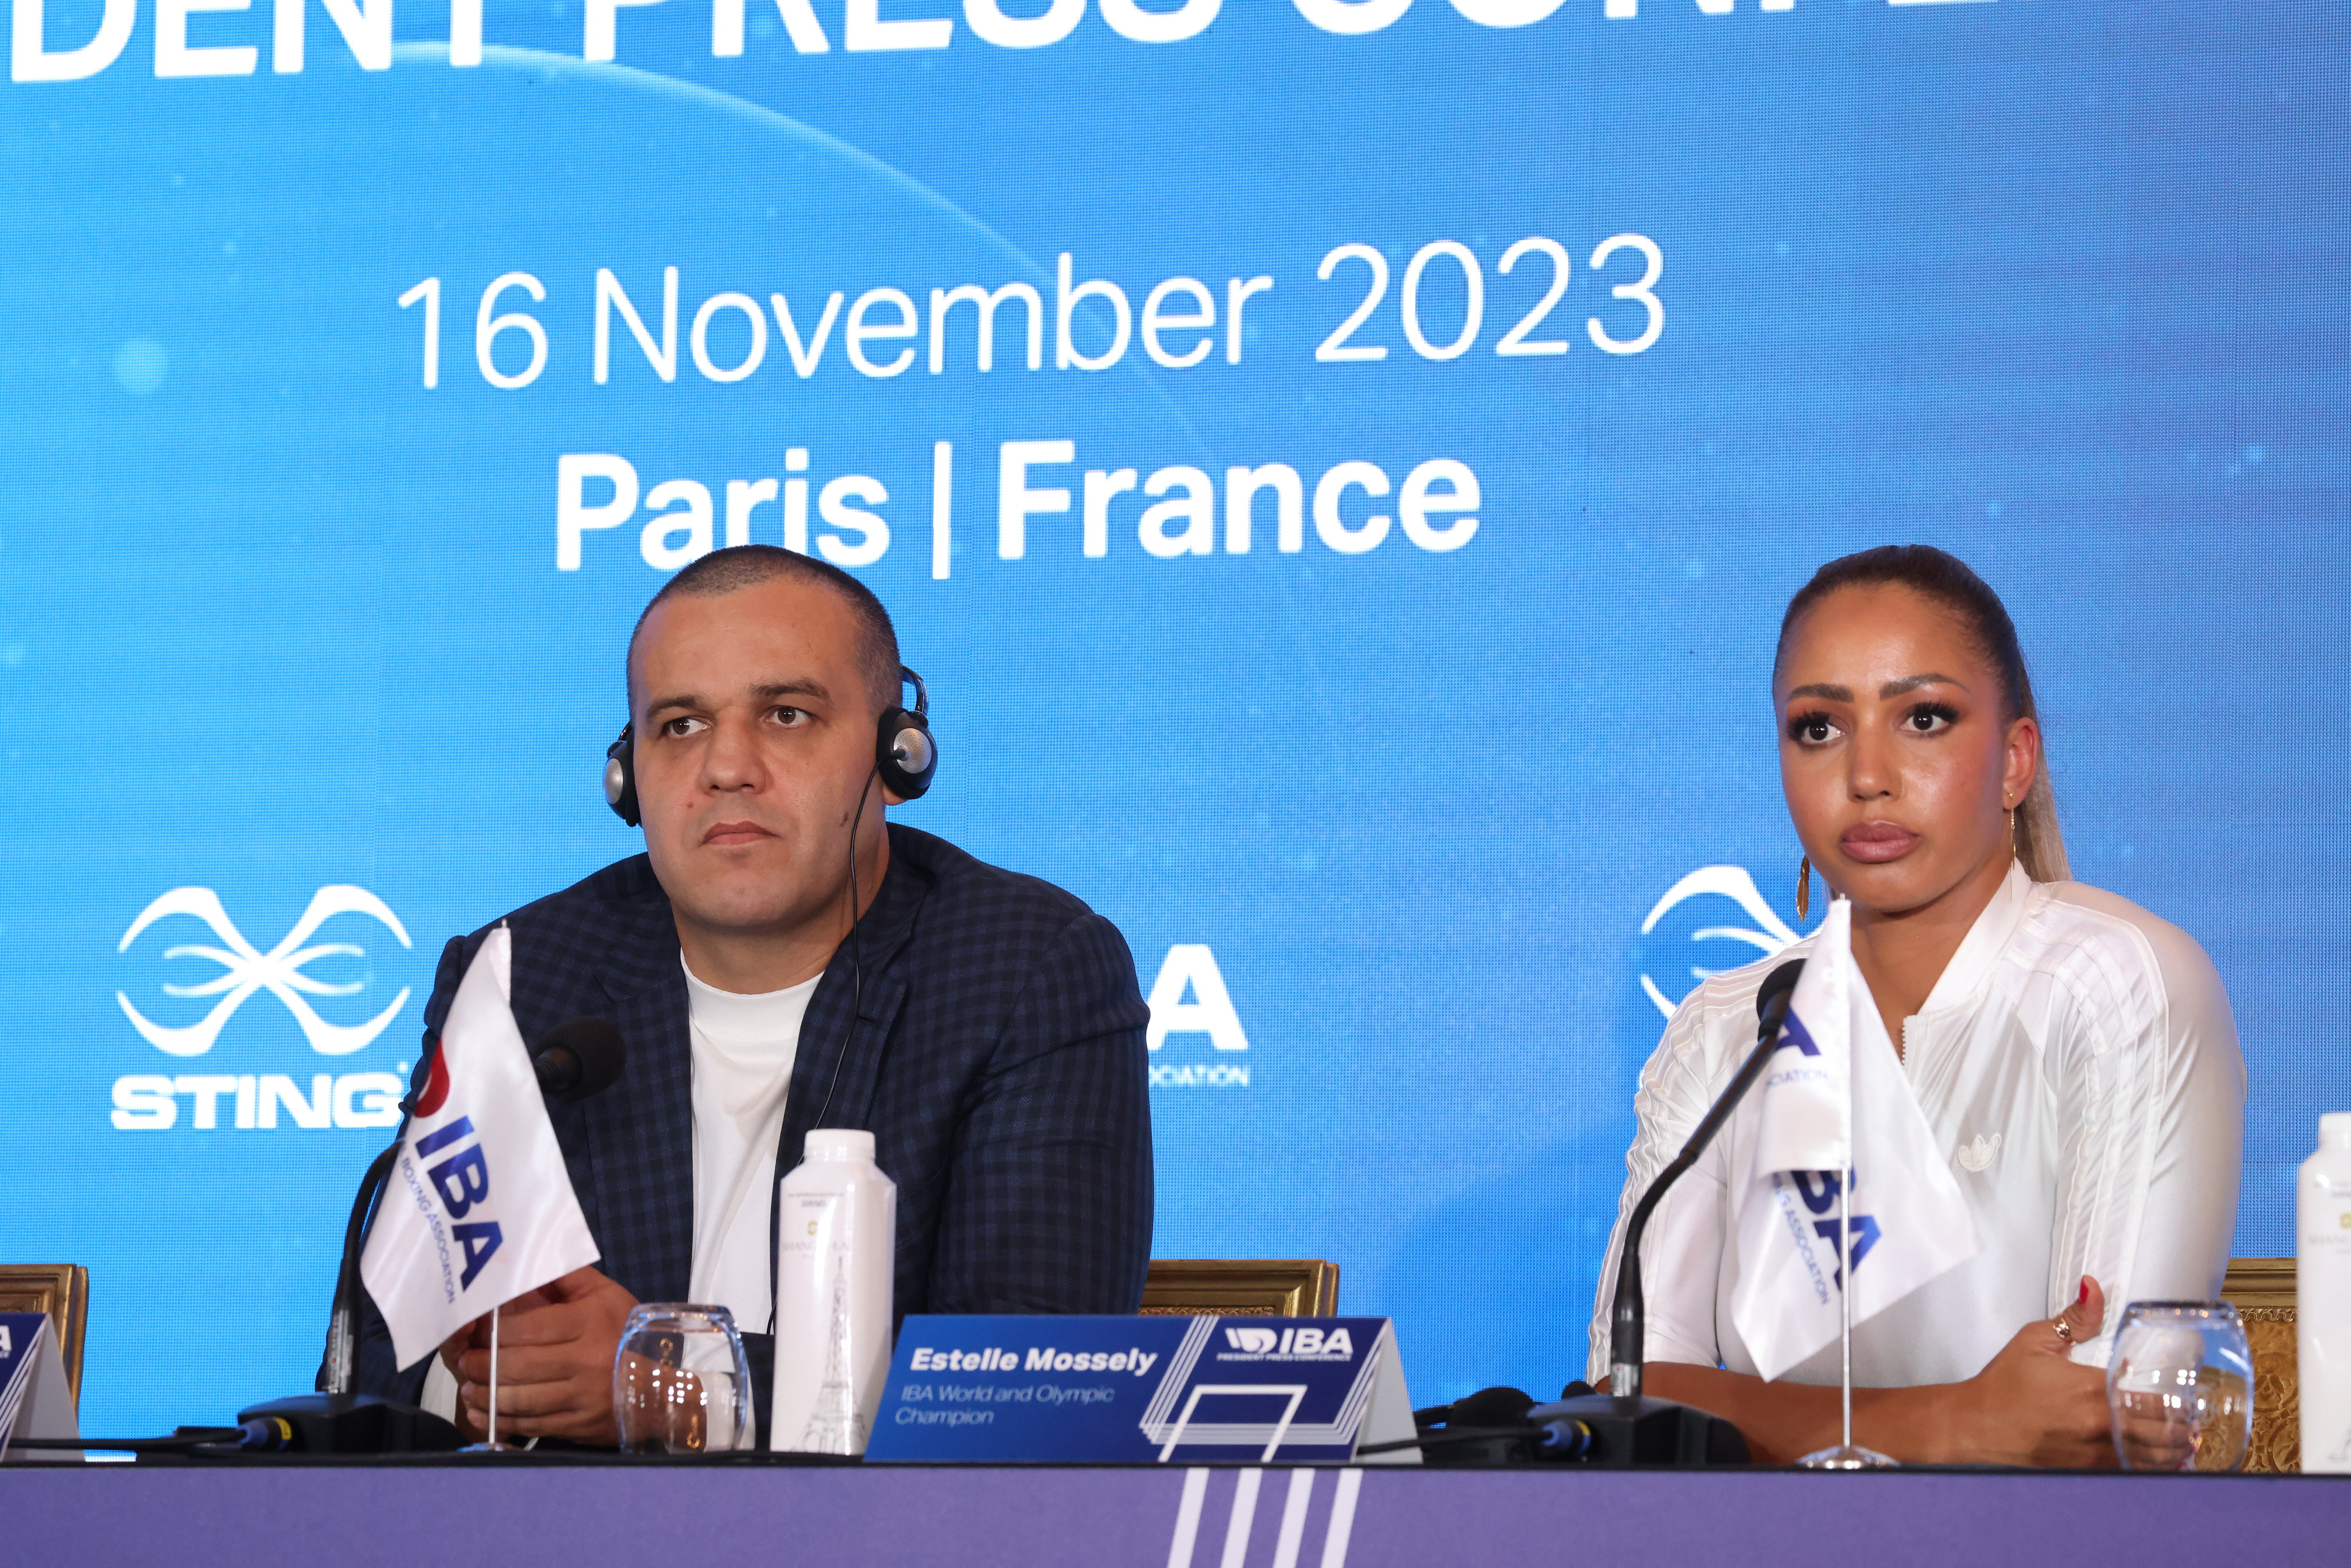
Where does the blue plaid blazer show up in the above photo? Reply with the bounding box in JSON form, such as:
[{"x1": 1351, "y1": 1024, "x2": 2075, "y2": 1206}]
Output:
[{"x1": 355, "y1": 824, "x2": 1154, "y2": 1420}]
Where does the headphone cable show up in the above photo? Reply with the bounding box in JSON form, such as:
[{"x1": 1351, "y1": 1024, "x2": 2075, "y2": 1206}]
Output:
[
  {"x1": 768, "y1": 760, "x2": 880, "y2": 1339},
  {"x1": 815, "y1": 761, "x2": 879, "y2": 1133}
]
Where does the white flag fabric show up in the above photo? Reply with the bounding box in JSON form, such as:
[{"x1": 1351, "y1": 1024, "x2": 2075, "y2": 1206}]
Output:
[
  {"x1": 1728, "y1": 899, "x2": 1981, "y2": 1382},
  {"x1": 360, "y1": 925, "x2": 599, "y2": 1371}
]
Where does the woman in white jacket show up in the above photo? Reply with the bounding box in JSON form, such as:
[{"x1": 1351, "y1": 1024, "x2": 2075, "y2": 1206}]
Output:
[{"x1": 1589, "y1": 545, "x2": 2244, "y2": 1466}]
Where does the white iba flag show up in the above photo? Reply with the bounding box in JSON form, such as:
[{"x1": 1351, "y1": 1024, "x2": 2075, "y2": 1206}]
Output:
[
  {"x1": 360, "y1": 925, "x2": 599, "y2": 1370},
  {"x1": 1728, "y1": 899, "x2": 1980, "y2": 1382}
]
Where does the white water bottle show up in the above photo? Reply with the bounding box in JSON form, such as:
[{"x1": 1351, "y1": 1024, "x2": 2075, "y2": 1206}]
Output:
[
  {"x1": 2300, "y1": 1112, "x2": 2351, "y2": 1472},
  {"x1": 770, "y1": 1128, "x2": 896, "y2": 1455}
]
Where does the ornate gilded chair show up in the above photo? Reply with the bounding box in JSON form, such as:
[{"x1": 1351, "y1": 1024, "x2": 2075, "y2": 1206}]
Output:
[
  {"x1": 1140, "y1": 1260, "x2": 1340, "y2": 1318},
  {"x1": 0, "y1": 1264, "x2": 89, "y2": 1411},
  {"x1": 2221, "y1": 1257, "x2": 2296, "y2": 1473}
]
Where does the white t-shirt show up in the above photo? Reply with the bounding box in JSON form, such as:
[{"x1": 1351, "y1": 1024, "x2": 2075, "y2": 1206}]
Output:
[
  {"x1": 1587, "y1": 861, "x2": 2246, "y2": 1387},
  {"x1": 683, "y1": 956, "x2": 820, "y2": 1335}
]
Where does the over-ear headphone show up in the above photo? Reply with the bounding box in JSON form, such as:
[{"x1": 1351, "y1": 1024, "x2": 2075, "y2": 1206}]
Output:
[
  {"x1": 876, "y1": 668, "x2": 937, "y2": 803},
  {"x1": 603, "y1": 729, "x2": 641, "y2": 827},
  {"x1": 602, "y1": 665, "x2": 939, "y2": 827}
]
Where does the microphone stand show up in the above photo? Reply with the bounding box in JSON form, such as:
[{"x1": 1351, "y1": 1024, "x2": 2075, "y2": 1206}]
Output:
[
  {"x1": 317, "y1": 1140, "x2": 404, "y2": 1395},
  {"x1": 1517, "y1": 960, "x2": 1804, "y2": 1467},
  {"x1": 317, "y1": 1019, "x2": 618, "y2": 1394},
  {"x1": 223, "y1": 1039, "x2": 469, "y2": 1454},
  {"x1": 1609, "y1": 962, "x2": 1803, "y2": 1397},
  {"x1": 237, "y1": 1016, "x2": 626, "y2": 1452}
]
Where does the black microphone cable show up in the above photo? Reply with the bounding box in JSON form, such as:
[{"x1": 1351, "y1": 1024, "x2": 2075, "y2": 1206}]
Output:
[
  {"x1": 8, "y1": 1425, "x2": 250, "y2": 1456},
  {"x1": 1354, "y1": 1422, "x2": 1596, "y2": 1461}
]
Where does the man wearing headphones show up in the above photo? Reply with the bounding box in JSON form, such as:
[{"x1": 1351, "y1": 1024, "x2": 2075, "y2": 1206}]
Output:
[{"x1": 354, "y1": 544, "x2": 1154, "y2": 1445}]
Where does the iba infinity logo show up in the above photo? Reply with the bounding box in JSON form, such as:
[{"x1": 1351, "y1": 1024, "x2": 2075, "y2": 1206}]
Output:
[
  {"x1": 1220, "y1": 1326, "x2": 1353, "y2": 1359},
  {"x1": 115, "y1": 884, "x2": 414, "y2": 1056},
  {"x1": 1637, "y1": 865, "x2": 1801, "y2": 1020},
  {"x1": 110, "y1": 884, "x2": 414, "y2": 1133}
]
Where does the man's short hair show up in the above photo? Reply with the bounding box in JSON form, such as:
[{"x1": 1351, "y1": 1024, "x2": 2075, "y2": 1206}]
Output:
[{"x1": 629, "y1": 546, "x2": 902, "y2": 716}]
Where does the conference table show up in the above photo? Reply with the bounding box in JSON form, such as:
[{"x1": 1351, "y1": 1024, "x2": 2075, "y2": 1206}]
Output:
[{"x1": 10, "y1": 1458, "x2": 2349, "y2": 1566}]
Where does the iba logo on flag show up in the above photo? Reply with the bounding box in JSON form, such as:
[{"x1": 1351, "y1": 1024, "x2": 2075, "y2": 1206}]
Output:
[
  {"x1": 359, "y1": 926, "x2": 600, "y2": 1370},
  {"x1": 1728, "y1": 899, "x2": 1980, "y2": 1382}
]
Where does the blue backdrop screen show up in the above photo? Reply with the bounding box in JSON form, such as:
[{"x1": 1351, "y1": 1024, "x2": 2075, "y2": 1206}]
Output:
[{"x1": 2, "y1": 0, "x2": 2346, "y2": 1435}]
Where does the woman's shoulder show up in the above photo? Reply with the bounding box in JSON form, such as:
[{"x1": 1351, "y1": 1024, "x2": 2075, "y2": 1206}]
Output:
[
  {"x1": 1628, "y1": 941, "x2": 1816, "y2": 1131},
  {"x1": 1654, "y1": 934, "x2": 1825, "y2": 1063},
  {"x1": 2014, "y1": 879, "x2": 2232, "y2": 1038}
]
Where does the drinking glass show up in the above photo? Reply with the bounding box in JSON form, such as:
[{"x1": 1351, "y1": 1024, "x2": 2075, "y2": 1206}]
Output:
[
  {"x1": 2106, "y1": 1300, "x2": 2254, "y2": 1472},
  {"x1": 614, "y1": 1304, "x2": 756, "y2": 1454}
]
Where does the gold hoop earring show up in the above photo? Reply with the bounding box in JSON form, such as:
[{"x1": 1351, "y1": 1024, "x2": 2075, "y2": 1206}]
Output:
[{"x1": 1796, "y1": 855, "x2": 1812, "y2": 923}]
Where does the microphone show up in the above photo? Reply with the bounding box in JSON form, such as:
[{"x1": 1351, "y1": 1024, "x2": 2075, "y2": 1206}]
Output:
[
  {"x1": 1372, "y1": 961, "x2": 1803, "y2": 1473},
  {"x1": 1444, "y1": 959, "x2": 1796, "y2": 1468},
  {"x1": 1324, "y1": 967, "x2": 1811, "y2": 1472},
  {"x1": 313, "y1": 1016, "x2": 628, "y2": 1406},
  {"x1": 531, "y1": 1016, "x2": 627, "y2": 1102},
  {"x1": 1608, "y1": 957, "x2": 1805, "y2": 1397}
]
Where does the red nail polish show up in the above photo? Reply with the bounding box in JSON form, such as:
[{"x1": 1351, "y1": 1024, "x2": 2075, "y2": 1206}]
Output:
[{"x1": 2077, "y1": 1281, "x2": 2090, "y2": 1304}]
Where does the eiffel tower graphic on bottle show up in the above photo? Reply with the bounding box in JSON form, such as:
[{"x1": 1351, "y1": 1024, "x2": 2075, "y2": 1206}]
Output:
[{"x1": 797, "y1": 1248, "x2": 868, "y2": 1453}]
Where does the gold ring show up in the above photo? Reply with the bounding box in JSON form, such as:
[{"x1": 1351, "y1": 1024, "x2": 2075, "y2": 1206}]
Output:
[{"x1": 2052, "y1": 1317, "x2": 2074, "y2": 1342}]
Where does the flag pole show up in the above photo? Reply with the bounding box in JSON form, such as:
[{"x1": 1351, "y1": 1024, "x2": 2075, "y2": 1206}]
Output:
[
  {"x1": 1838, "y1": 996, "x2": 1856, "y2": 1454},
  {"x1": 460, "y1": 1306, "x2": 511, "y2": 1454},
  {"x1": 1839, "y1": 1165, "x2": 1853, "y2": 1452},
  {"x1": 1795, "y1": 987, "x2": 1894, "y2": 1469},
  {"x1": 488, "y1": 1305, "x2": 501, "y2": 1450}
]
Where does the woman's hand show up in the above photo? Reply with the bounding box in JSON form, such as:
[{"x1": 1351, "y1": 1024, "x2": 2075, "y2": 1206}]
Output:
[
  {"x1": 1642, "y1": 1276, "x2": 2117, "y2": 1466},
  {"x1": 1941, "y1": 1276, "x2": 2112, "y2": 1467}
]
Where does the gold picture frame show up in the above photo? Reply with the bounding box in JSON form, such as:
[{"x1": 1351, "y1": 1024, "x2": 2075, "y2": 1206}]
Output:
[
  {"x1": 2222, "y1": 1256, "x2": 2296, "y2": 1474},
  {"x1": 1140, "y1": 1259, "x2": 1340, "y2": 1319},
  {"x1": 0, "y1": 1264, "x2": 89, "y2": 1410}
]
